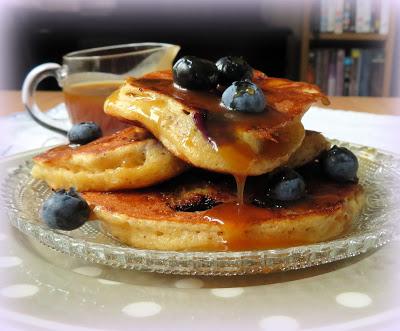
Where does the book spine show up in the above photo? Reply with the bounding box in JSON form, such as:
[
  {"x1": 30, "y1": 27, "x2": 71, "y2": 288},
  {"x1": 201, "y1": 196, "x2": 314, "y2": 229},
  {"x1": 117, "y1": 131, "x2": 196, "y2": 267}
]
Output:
[
  {"x1": 343, "y1": 0, "x2": 352, "y2": 32},
  {"x1": 335, "y1": 49, "x2": 345, "y2": 96},
  {"x1": 315, "y1": 50, "x2": 322, "y2": 88},
  {"x1": 320, "y1": 0, "x2": 328, "y2": 32},
  {"x1": 349, "y1": 0, "x2": 356, "y2": 32},
  {"x1": 371, "y1": 0, "x2": 381, "y2": 33},
  {"x1": 327, "y1": 50, "x2": 337, "y2": 95},
  {"x1": 357, "y1": 50, "x2": 363, "y2": 95},
  {"x1": 359, "y1": 49, "x2": 371, "y2": 96},
  {"x1": 327, "y1": 0, "x2": 336, "y2": 32},
  {"x1": 356, "y1": 0, "x2": 372, "y2": 32},
  {"x1": 334, "y1": 0, "x2": 344, "y2": 34},
  {"x1": 379, "y1": 0, "x2": 390, "y2": 34},
  {"x1": 369, "y1": 50, "x2": 384, "y2": 96},
  {"x1": 323, "y1": 49, "x2": 331, "y2": 93},
  {"x1": 306, "y1": 51, "x2": 316, "y2": 84},
  {"x1": 312, "y1": 0, "x2": 321, "y2": 33},
  {"x1": 343, "y1": 56, "x2": 353, "y2": 96},
  {"x1": 350, "y1": 49, "x2": 361, "y2": 95}
]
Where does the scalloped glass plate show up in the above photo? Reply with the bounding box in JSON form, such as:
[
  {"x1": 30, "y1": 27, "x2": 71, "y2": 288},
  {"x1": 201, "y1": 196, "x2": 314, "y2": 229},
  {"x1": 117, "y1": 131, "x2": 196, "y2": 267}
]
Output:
[{"x1": 2, "y1": 140, "x2": 400, "y2": 276}]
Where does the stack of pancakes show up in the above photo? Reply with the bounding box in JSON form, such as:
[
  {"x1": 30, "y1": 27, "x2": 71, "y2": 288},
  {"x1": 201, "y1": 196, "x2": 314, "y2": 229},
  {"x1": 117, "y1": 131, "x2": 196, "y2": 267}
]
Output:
[{"x1": 32, "y1": 70, "x2": 364, "y2": 251}]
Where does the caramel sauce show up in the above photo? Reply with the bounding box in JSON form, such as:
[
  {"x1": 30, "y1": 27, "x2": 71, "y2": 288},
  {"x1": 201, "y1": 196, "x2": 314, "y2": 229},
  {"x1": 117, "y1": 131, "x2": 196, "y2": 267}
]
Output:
[
  {"x1": 201, "y1": 177, "x2": 359, "y2": 250},
  {"x1": 64, "y1": 81, "x2": 129, "y2": 135},
  {"x1": 107, "y1": 74, "x2": 306, "y2": 173},
  {"x1": 106, "y1": 72, "x2": 308, "y2": 194}
]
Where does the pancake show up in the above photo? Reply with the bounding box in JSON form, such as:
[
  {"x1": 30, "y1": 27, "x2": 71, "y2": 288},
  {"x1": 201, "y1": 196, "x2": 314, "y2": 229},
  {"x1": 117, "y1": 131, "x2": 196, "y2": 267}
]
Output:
[
  {"x1": 82, "y1": 168, "x2": 364, "y2": 251},
  {"x1": 31, "y1": 126, "x2": 188, "y2": 191},
  {"x1": 104, "y1": 70, "x2": 329, "y2": 176},
  {"x1": 285, "y1": 130, "x2": 330, "y2": 168}
]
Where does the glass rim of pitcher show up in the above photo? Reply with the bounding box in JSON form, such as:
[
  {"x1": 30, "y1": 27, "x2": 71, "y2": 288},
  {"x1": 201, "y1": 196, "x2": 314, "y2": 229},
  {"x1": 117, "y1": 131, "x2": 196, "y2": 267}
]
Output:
[{"x1": 63, "y1": 42, "x2": 179, "y2": 61}]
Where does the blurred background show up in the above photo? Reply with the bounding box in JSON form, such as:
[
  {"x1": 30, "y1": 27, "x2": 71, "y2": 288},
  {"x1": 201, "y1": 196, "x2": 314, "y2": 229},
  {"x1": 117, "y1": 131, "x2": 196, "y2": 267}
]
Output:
[{"x1": 0, "y1": 0, "x2": 399, "y2": 96}]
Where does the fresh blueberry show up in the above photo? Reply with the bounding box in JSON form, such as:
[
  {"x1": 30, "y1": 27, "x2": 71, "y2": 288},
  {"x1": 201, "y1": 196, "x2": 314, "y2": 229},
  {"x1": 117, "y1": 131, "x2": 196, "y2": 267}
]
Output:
[
  {"x1": 221, "y1": 80, "x2": 266, "y2": 113},
  {"x1": 216, "y1": 56, "x2": 253, "y2": 86},
  {"x1": 321, "y1": 145, "x2": 359, "y2": 182},
  {"x1": 67, "y1": 122, "x2": 102, "y2": 145},
  {"x1": 41, "y1": 188, "x2": 90, "y2": 230},
  {"x1": 172, "y1": 56, "x2": 218, "y2": 90},
  {"x1": 266, "y1": 167, "x2": 306, "y2": 202}
]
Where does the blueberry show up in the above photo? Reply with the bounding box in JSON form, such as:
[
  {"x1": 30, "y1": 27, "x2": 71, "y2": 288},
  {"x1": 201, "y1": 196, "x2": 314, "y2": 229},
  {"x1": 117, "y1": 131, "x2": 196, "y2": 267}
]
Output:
[
  {"x1": 216, "y1": 56, "x2": 253, "y2": 86},
  {"x1": 67, "y1": 122, "x2": 102, "y2": 145},
  {"x1": 266, "y1": 168, "x2": 306, "y2": 202},
  {"x1": 322, "y1": 146, "x2": 359, "y2": 182},
  {"x1": 41, "y1": 188, "x2": 90, "y2": 230},
  {"x1": 221, "y1": 80, "x2": 266, "y2": 113},
  {"x1": 172, "y1": 56, "x2": 218, "y2": 90}
]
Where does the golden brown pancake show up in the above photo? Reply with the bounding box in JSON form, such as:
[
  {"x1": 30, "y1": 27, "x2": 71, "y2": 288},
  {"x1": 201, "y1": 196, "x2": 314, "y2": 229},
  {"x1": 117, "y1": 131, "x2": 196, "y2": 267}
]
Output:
[
  {"x1": 104, "y1": 70, "x2": 328, "y2": 176},
  {"x1": 286, "y1": 131, "x2": 330, "y2": 168},
  {"x1": 82, "y1": 169, "x2": 364, "y2": 251},
  {"x1": 31, "y1": 126, "x2": 188, "y2": 191}
]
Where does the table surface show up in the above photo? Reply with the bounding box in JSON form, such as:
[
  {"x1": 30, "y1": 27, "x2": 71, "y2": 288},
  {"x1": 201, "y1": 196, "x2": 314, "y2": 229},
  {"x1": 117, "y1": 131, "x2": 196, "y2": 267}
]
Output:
[
  {"x1": 1, "y1": 91, "x2": 400, "y2": 331},
  {"x1": 0, "y1": 147, "x2": 399, "y2": 331},
  {"x1": 1, "y1": 91, "x2": 400, "y2": 116}
]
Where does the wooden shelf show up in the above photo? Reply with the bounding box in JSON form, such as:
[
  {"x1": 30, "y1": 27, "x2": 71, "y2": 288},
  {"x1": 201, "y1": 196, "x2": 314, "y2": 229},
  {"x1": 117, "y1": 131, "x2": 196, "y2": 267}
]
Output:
[{"x1": 311, "y1": 33, "x2": 387, "y2": 42}]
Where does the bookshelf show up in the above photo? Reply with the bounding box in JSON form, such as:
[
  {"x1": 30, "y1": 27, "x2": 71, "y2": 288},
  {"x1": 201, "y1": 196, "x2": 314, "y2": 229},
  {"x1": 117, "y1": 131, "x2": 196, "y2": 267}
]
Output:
[{"x1": 300, "y1": 0, "x2": 397, "y2": 96}]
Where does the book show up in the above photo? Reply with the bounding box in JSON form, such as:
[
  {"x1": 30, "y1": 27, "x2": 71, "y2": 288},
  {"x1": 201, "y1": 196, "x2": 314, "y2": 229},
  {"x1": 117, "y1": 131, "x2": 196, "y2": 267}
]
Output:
[
  {"x1": 371, "y1": 0, "x2": 381, "y2": 33},
  {"x1": 343, "y1": 56, "x2": 353, "y2": 96},
  {"x1": 356, "y1": 0, "x2": 372, "y2": 32},
  {"x1": 321, "y1": 49, "x2": 330, "y2": 93},
  {"x1": 327, "y1": 0, "x2": 336, "y2": 32},
  {"x1": 359, "y1": 49, "x2": 372, "y2": 96},
  {"x1": 327, "y1": 50, "x2": 337, "y2": 95},
  {"x1": 320, "y1": 0, "x2": 329, "y2": 32},
  {"x1": 311, "y1": 0, "x2": 321, "y2": 33},
  {"x1": 334, "y1": 0, "x2": 344, "y2": 33},
  {"x1": 370, "y1": 50, "x2": 384, "y2": 96},
  {"x1": 335, "y1": 49, "x2": 345, "y2": 96},
  {"x1": 306, "y1": 51, "x2": 316, "y2": 84},
  {"x1": 349, "y1": 49, "x2": 362, "y2": 95},
  {"x1": 343, "y1": 0, "x2": 356, "y2": 32},
  {"x1": 343, "y1": 0, "x2": 352, "y2": 32},
  {"x1": 379, "y1": 0, "x2": 390, "y2": 34},
  {"x1": 315, "y1": 49, "x2": 323, "y2": 88}
]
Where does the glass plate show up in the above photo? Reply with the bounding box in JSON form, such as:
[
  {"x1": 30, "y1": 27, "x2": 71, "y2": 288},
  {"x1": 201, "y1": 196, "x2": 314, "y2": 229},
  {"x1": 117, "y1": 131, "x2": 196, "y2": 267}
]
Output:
[{"x1": 2, "y1": 140, "x2": 400, "y2": 276}]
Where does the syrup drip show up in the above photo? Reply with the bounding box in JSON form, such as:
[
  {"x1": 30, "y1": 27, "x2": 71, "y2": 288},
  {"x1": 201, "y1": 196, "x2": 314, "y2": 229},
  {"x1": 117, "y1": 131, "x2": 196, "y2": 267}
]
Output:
[{"x1": 233, "y1": 175, "x2": 247, "y2": 205}]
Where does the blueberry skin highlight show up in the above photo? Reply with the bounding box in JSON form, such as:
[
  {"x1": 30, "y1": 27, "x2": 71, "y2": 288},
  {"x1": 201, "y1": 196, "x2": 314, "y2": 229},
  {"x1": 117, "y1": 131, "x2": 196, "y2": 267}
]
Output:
[
  {"x1": 322, "y1": 146, "x2": 359, "y2": 183},
  {"x1": 41, "y1": 188, "x2": 90, "y2": 230},
  {"x1": 173, "y1": 56, "x2": 218, "y2": 90},
  {"x1": 215, "y1": 56, "x2": 253, "y2": 86},
  {"x1": 221, "y1": 80, "x2": 266, "y2": 113},
  {"x1": 67, "y1": 122, "x2": 102, "y2": 145}
]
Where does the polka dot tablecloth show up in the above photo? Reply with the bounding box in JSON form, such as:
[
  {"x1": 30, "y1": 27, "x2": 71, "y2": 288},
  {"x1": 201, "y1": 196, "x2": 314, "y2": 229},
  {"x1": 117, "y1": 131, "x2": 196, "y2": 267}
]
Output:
[{"x1": 0, "y1": 107, "x2": 400, "y2": 330}]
